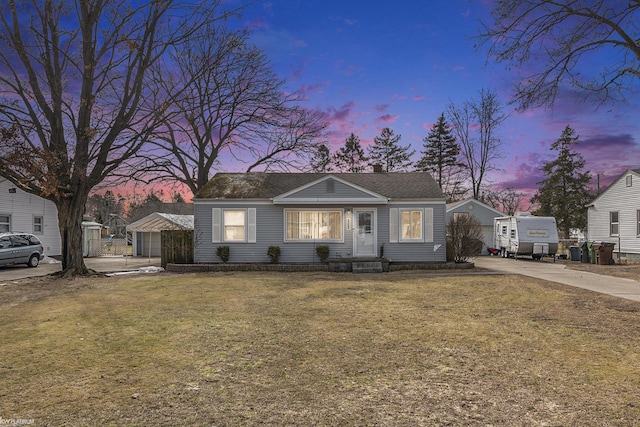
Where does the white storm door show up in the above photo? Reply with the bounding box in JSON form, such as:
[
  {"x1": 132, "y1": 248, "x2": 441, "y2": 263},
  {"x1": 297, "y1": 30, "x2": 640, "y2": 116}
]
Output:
[{"x1": 354, "y1": 209, "x2": 376, "y2": 257}]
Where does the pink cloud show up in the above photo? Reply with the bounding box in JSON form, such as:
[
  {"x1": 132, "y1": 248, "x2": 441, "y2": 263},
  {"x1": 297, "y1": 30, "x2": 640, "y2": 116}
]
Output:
[
  {"x1": 391, "y1": 93, "x2": 407, "y2": 101},
  {"x1": 375, "y1": 104, "x2": 389, "y2": 113},
  {"x1": 413, "y1": 95, "x2": 424, "y2": 101},
  {"x1": 452, "y1": 65, "x2": 465, "y2": 72}
]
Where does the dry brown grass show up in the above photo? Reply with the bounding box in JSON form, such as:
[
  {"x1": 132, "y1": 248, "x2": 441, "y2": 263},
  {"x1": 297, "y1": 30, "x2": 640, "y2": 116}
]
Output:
[
  {"x1": 1, "y1": 271, "x2": 640, "y2": 426},
  {"x1": 562, "y1": 259, "x2": 640, "y2": 282}
]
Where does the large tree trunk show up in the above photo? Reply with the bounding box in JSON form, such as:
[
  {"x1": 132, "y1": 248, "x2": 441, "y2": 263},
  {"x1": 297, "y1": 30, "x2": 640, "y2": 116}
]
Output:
[{"x1": 56, "y1": 193, "x2": 91, "y2": 277}]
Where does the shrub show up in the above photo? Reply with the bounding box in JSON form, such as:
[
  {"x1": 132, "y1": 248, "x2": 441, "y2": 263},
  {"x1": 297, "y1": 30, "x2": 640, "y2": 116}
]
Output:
[
  {"x1": 267, "y1": 245, "x2": 281, "y2": 263},
  {"x1": 315, "y1": 245, "x2": 330, "y2": 262},
  {"x1": 446, "y1": 214, "x2": 483, "y2": 263},
  {"x1": 216, "y1": 245, "x2": 230, "y2": 263}
]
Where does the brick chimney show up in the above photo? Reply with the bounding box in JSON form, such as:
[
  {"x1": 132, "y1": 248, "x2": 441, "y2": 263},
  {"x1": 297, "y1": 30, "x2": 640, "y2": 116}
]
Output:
[{"x1": 372, "y1": 164, "x2": 383, "y2": 173}]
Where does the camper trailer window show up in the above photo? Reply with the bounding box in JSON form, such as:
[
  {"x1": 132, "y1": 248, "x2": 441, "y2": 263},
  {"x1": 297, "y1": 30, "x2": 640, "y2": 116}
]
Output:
[
  {"x1": 510, "y1": 229, "x2": 516, "y2": 238},
  {"x1": 610, "y1": 211, "x2": 619, "y2": 236}
]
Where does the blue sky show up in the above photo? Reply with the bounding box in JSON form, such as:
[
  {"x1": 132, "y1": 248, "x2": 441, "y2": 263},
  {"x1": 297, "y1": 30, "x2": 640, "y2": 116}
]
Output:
[{"x1": 239, "y1": 0, "x2": 640, "y2": 199}]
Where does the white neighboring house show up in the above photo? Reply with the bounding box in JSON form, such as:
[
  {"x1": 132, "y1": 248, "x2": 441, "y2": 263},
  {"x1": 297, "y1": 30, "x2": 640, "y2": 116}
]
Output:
[
  {"x1": 0, "y1": 177, "x2": 62, "y2": 257},
  {"x1": 127, "y1": 212, "x2": 194, "y2": 257},
  {"x1": 587, "y1": 169, "x2": 640, "y2": 263},
  {"x1": 446, "y1": 199, "x2": 504, "y2": 255}
]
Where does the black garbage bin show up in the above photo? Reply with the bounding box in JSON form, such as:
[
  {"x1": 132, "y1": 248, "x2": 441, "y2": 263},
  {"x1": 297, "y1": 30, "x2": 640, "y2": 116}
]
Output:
[
  {"x1": 569, "y1": 246, "x2": 580, "y2": 261},
  {"x1": 580, "y1": 242, "x2": 590, "y2": 263}
]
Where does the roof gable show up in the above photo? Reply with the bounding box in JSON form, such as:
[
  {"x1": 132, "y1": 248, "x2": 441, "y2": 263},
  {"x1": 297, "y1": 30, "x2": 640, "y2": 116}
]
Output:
[
  {"x1": 588, "y1": 169, "x2": 640, "y2": 206},
  {"x1": 446, "y1": 198, "x2": 504, "y2": 216},
  {"x1": 273, "y1": 175, "x2": 387, "y2": 205},
  {"x1": 127, "y1": 212, "x2": 194, "y2": 232}
]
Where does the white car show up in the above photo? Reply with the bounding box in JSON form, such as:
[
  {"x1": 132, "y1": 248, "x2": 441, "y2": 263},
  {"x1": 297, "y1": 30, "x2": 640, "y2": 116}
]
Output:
[{"x1": 0, "y1": 232, "x2": 45, "y2": 267}]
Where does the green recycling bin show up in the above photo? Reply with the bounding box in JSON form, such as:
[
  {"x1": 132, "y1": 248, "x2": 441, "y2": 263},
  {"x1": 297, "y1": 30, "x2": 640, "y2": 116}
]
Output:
[{"x1": 587, "y1": 241, "x2": 595, "y2": 264}]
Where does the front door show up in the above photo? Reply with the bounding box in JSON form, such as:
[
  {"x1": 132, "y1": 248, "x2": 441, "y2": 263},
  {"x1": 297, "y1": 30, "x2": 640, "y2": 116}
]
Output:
[{"x1": 354, "y1": 209, "x2": 376, "y2": 257}]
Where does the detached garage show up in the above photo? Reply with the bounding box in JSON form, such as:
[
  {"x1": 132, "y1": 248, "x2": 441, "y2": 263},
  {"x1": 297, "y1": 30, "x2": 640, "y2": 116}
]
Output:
[
  {"x1": 127, "y1": 213, "x2": 193, "y2": 257},
  {"x1": 446, "y1": 199, "x2": 504, "y2": 255}
]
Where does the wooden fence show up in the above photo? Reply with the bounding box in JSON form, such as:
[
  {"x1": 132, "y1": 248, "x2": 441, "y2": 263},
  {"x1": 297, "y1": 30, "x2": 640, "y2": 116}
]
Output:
[{"x1": 161, "y1": 230, "x2": 194, "y2": 268}]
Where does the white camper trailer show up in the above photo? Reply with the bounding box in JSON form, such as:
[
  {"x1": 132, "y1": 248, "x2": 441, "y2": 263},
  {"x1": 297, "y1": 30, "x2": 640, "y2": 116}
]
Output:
[{"x1": 493, "y1": 212, "x2": 559, "y2": 260}]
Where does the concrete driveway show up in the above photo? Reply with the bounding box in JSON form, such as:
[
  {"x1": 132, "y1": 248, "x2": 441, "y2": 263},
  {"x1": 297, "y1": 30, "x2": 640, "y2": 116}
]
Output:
[
  {"x1": 474, "y1": 256, "x2": 640, "y2": 302},
  {"x1": 0, "y1": 256, "x2": 162, "y2": 282}
]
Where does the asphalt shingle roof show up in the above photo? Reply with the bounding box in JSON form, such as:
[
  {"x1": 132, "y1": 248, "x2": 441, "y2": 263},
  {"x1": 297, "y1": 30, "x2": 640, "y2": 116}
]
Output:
[{"x1": 195, "y1": 172, "x2": 444, "y2": 200}]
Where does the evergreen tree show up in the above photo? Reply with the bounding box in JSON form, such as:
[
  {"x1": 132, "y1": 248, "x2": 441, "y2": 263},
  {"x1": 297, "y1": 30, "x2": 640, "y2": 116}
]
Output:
[
  {"x1": 415, "y1": 113, "x2": 464, "y2": 200},
  {"x1": 334, "y1": 133, "x2": 368, "y2": 172},
  {"x1": 368, "y1": 127, "x2": 415, "y2": 172},
  {"x1": 530, "y1": 126, "x2": 593, "y2": 238},
  {"x1": 309, "y1": 144, "x2": 333, "y2": 172}
]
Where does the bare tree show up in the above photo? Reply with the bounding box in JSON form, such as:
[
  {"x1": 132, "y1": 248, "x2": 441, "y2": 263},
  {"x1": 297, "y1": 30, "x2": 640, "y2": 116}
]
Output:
[
  {"x1": 482, "y1": 187, "x2": 524, "y2": 215},
  {"x1": 0, "y1": 0, "x2": 225, "y2": 276},
  {"x1": 447, "y1": 89, "x2": 507, "y2": 200},
  {"x1": 446, "y1": 214, "x2": 483, "y2": 263},
  {"x1": 478, "y1": 0, "x2": 640, "y2": 110},
  {"x1": 137, "y1": 23, "x2": 326, "y2": 195}
]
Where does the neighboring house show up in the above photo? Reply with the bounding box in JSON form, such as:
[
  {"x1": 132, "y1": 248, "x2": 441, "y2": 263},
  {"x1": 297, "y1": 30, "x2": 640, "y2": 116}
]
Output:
[
  {"x1": 587, "y1": 169, "x2": 640, "y2": 262},
  {"x1": 193, "y1": 172, "x2": 446, "y2": 264},
  {"x1": 127, "y1": 212, "x2": 194, "y2": 257},
  {"x1": 0, "y1": 177, "x2": 61, "y2": 257},
  {"x1": 446, "y1": 199, "x2": 504, "y2": 255}
]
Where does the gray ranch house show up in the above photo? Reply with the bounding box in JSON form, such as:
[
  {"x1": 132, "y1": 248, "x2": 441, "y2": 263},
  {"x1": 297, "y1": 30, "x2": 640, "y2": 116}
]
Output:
[{"x1": 193, "y1": 172, "x2": 446, "y2": 264}]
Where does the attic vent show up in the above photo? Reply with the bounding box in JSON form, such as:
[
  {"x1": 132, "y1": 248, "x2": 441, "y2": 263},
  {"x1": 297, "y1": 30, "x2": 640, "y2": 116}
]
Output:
[
  {"x1": 626, "y1": 175, "x2": 632, "y2": 187},
  {"x1": 326, "y1": 179, "x2": 335, "y2": 193}
]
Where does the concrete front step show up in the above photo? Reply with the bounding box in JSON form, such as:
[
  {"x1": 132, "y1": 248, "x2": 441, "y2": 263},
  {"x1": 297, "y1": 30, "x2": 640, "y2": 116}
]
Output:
[{"x1": 352, "y1": 261, "x2": 383, "y2": 273}]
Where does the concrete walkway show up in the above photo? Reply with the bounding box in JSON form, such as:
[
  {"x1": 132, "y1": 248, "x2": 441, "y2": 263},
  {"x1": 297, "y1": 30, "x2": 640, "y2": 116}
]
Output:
[
  {"x1": 0, "y1": 256, "x2": 162, "y2": 282},
  {"x1": 474, "y1": 256, "x2": 640, "y2": 302}
]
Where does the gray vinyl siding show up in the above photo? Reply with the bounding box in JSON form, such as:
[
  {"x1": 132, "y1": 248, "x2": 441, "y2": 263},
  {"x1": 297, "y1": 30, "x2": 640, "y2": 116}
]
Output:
[
  {"x1": 282, "y1": 178, "x2": 376, "y2": 200},
  {"x1": 587, "y1": 171, "x2": 640, "y2": 258},
  {"x1": 195, "y1": 202, "x2": 355, "y2": 263},
  {"x1": 382, "y1": 203, "x2": 447, "y2": 262},
  {"x1": 194, "y1": 201, "x2": 446, "y2": 263}
]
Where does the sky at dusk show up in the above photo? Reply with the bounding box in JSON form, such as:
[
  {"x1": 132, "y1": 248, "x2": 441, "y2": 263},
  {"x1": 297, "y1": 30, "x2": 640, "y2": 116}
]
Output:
[{"x1": 236, "y1": 0, "x2": 640, "y2": 200}]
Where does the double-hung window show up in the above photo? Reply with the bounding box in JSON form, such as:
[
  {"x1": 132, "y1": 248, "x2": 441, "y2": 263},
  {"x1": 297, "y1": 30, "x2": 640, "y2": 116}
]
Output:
[
  {"x1": 610, "y1": 211, "x2": 619, "y2": 236},
  {"x1": 285, "y1": 210, "x2": 342, "y2": 241},
  {"x1": 224, "y1": 210, "x2": 246, "y2": 241},
  {"x1": 637, "y1": 210, "x2": 640, "y2": 236},
  {"x1": 212, "y1": 208, "x2": 256, "y2": 243},
  {"x1": 401, "y1": 209, "x2": 423, "y2": 241},
  {"x1": 33, "y1": 216, "x2": 43, "y2": 234},
  {"x1": 0, "y1": 214, "x2": 10, "y2": 232},
  {"x1": 389, "y1": 208, "x2": 433, "y2": 243}
]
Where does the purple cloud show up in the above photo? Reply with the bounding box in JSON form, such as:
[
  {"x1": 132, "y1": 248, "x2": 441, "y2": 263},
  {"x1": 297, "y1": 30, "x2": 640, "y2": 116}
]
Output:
[{"x1": 375, "y1": 114, "x2": 399, "y2": 124}]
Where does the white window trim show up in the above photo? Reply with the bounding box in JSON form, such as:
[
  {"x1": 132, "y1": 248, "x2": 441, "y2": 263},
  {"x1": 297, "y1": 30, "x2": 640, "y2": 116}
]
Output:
[
  {"x1": 389, "y1": 208, "x2": 434, "y2": 243},
  {"x1": 284, "y1": 208, "x2": 344, "y2": 242},
  {"x1": 33, "y1": 215, "x2": 44, "y2": 234},
  {"x1": 212, "y1": 208, "x2": 256, "y2": 243},
  {"x1": 610, "y1": 211, "x2": 619, "y2": 237},
  {"x1": 400, "y1": 209, "x2": 424, "y2": 242},
  {"x1": 0, "y1": 213, "x2": 10, "y2": 233}
]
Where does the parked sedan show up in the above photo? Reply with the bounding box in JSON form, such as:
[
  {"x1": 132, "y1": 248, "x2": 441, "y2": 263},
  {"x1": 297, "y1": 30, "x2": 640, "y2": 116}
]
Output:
[{"x1": 0, "y1": 232, "x2": 45, "y2": 267}]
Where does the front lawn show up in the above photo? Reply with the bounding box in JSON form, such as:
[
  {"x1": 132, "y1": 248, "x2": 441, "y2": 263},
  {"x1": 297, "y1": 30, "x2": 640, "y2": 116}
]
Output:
[{"x1": 1, "y1": 271, "x2": 639, "y2": 425}]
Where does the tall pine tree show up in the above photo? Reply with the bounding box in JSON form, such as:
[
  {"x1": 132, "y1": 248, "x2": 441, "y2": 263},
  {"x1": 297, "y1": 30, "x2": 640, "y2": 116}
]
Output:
[
  {"x1": 309, "y1": 144, "x2": 333, "y2": 172},
  {"x1": 415, "y1": 113, "x2": 464, "y2": 200},
  {"x1": 334, "y1": 133, "x2": 368, "y2": 172},
  {"x1": 531, "y1": 125, "x2": 593, "y2": 238},
  {"x1": 368, "y1": 127, "x2": 414, "y2": 172}
]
